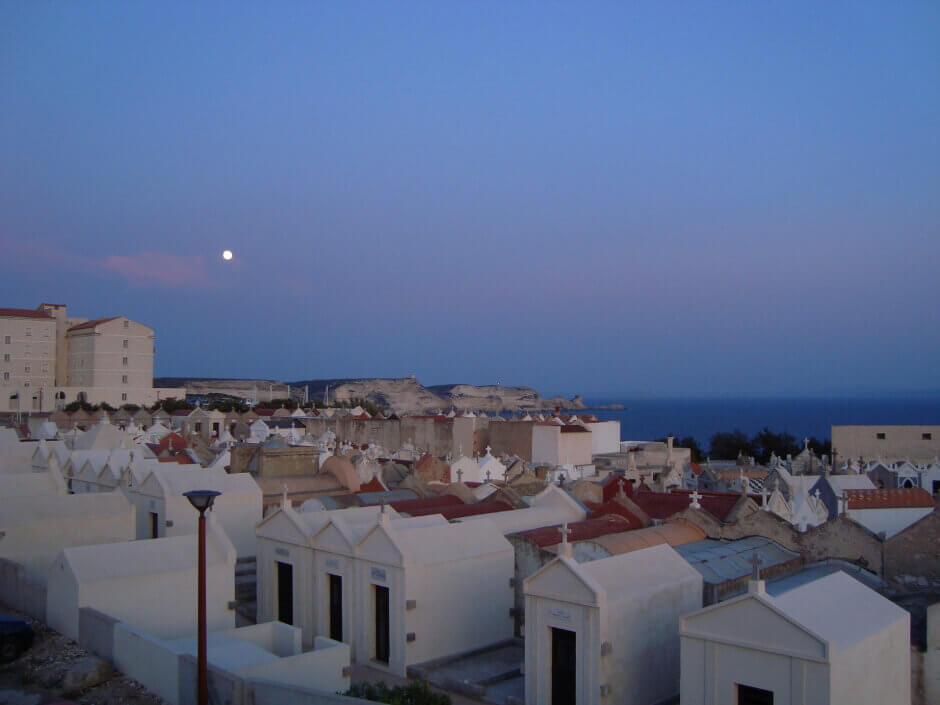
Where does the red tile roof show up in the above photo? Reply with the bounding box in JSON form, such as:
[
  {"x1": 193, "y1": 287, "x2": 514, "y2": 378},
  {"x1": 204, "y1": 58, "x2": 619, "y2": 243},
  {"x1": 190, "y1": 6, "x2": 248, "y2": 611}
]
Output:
[
  {"x1": 845, "y1": 488, "x2": 935, "y2": 510},
  {"x1": 254, "y1": 408, "x2": 276, "y2": 417},
  {"x1": 387, "y1": 494, "x2": 464, "y2": 514},
  {"x1": 600, "y1": 475, "x2": 634, "y2": 501},
  {"x1": 67, "y1": 316, "x2": 119, "y2": 332},
  {"x1": 156, "y1": 432, "x2": 187, "y2": 453},
  {"x1": 690, "y1": 462, "x2": 703, "y2": 476},
  {"x1": 0, "y1": 307, "x2": 53, "y2": 319},
  {"x1": 632, "y1": 489, "x2": 742, "y2": 522},
  {"x1": 429, "y1": 500, "x2": 515, "y2": 520},
  {"x1": 585, "y1": 501, "x2": 645, "y2": 529},
  {"x1": 509, "y1": 515, "x2": 632, "y2": 548},
  {"x1": 359, "y1": 476, "x2": 386, "y2": 493}
]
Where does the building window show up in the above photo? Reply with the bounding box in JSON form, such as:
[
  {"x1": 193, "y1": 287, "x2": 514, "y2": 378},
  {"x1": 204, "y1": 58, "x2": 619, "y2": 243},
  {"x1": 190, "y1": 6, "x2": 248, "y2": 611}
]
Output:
[
  {"x1": 24, "y1": 365, "x2": 30, "y2": 373},
  {"x1": 25, "y1": 327, "x2": 31, "y2": 336},
  {"x1": 121, "y1": 393, "x2": 128, "y2": 401},
  {"x1": 123, "y1": 320, "x2": 129, "y2": 328},
  {"x1": 122, "y1": 339, "x2": 129, "y2": 348},
  {"x1": 24, "y1": 380, "x2": 29, "y2": 387},
  {"x1": 923, "y1": 433, "x2": 933, "y2": 441},
  {"x1": 23, "y1": 344, "x2": 30, "y2": 356},
  {"x1": 2, "y1": 372, "x2": 8, "y2": 381},
  {"x1": 122, "y1": 357, "x2": 128, "y2": 366},
  {"x1": 3, "y1": 336, "x2": 9, "y2": 344},
  {"x1": 41, "y1": 362, "x2": 48, "y2": 373},
  {"x1": 3, "y1": 354, "x2": 8, "y2": 362},
  {"x1": 876, "y1": 432, "x2": 886, "y2": 440},
  {"x1": 122, "y1": 375, "x2": 128, "y2": 384}
]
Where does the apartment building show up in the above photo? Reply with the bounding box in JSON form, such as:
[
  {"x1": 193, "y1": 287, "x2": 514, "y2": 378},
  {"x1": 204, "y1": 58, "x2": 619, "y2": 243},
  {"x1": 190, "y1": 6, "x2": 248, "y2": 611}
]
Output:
[{"x1": 1, "y1": 303, "x2": 179, "y2": 413}]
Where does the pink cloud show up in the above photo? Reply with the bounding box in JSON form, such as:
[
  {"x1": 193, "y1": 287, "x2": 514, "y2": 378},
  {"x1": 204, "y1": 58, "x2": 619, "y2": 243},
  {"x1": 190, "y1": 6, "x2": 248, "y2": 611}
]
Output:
[
  {"x1": 100, "y1": 252, "x2": 210, "y2": 288},
  {"x1": 0, "y1": 238, "x2": 212, "y2": 288}
]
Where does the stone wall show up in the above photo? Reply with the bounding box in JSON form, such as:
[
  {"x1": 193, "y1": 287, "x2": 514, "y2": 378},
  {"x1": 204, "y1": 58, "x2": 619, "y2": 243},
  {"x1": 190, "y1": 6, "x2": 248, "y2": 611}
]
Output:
[{"x1": 885, "y1": 510, "x2": 940, "y2": 586}]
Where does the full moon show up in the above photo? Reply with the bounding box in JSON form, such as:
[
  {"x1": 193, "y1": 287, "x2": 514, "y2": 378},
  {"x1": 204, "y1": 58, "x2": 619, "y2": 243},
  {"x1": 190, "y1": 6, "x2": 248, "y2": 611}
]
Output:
[{"x1": 222, "y1": 250, "x2": 233, "y2": 261}]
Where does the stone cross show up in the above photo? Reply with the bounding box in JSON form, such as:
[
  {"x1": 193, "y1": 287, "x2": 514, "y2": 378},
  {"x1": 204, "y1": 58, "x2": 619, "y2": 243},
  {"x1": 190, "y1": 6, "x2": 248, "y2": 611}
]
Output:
[
  {"x1": 485, "y1": 445, "x2": 492, "y2": 456},
  {"x1": 456, "y1": 468, "x2": 464, "y2": 483},
  {"x1": 760, "y1": 485, "x2": 769, "y2": 508},
  {"x1": 751, "y1": 553, "x2": 763, "y2": 581},
  {"x1": 485, "y1": 469, "x2": 491, "y2": 482},
  {"x1": 690, "y1": 490, "x2": 702, "y2": 509},
  {"x1": 558, "y1": 522, "x2": 572, "y2": 545}
]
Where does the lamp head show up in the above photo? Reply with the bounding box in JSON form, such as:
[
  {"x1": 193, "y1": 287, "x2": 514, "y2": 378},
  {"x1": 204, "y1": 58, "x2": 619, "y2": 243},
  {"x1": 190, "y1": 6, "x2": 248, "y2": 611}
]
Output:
[{"x1": 183, "y1": 489, "x2": 221, "y2": 514}]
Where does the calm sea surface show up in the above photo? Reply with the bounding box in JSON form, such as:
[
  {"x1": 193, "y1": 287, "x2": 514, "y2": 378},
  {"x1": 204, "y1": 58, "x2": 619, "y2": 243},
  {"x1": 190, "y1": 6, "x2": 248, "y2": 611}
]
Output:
[{"x1": 581, "y1": 397, "x2": 940, "y2": 447}]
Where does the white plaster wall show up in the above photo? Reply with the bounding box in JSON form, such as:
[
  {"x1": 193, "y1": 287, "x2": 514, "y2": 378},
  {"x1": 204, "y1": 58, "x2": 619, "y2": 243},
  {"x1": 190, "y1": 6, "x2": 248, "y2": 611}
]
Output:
[
  {"x1": 113, "y1": 623, "x2": 183, "y2": 705},
  {"x1": 532, "y1": 425, "x2": 559, "y2": 466},
  {"x1": 846, "y1": 506, "x2": 933, "y2": 538},
  {"x1": 255, "y1": 537, "x2": 315, "y2": 642},
  {"x1": 601, "y1": 573, "x2": 701, "y2": 705},
  {"x1": 165, "y1": 494, "x2": 262, "y2": 558},
  {"x1": 524, "y1": 594, "x2": 599, "y2": 705},
  {"x1": 314, "y1": 550, "x2": 357, "y2": 652},
  {"x1": 680, "y1": 638, "x2": 830, "y2": 705},
  {"x1": 0, "y1": 496, "x2": 136, "y2": 580},
  {"x1": 559, "y1": 432, "x2": 593, "y2": 467},
  {"x1": 587, "y1": 422, "x2": 620, "y2": 455},
  {"x1": 353, "y1": 559, "x2": 406, "y2": 676},
  {"x1": 45, "y1": 554, "x2": 80, "y2": 639},
  {"x1": 50, "y1": 560, "x2": 235, "y2": 641},
  {"x1": 830, "y1": 620, "x2": 910, "y2": 705},
  {"x1": 404, "y1": 552, "x2": 515, "y2": 667},
  {"x1": 235, "y1": 637, "x2": 350, "y2": 695}
]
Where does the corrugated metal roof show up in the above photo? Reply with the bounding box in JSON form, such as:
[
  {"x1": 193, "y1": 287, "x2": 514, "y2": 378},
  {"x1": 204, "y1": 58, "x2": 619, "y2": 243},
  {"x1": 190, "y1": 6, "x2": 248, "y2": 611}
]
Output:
[{"x1": 674, "y1": 536, "x2": 800, "y2": 585}]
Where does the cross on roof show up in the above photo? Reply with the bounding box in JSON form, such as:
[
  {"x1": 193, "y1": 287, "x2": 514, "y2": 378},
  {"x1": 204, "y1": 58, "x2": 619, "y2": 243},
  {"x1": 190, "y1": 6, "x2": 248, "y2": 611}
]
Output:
[
  {"x1": 690, "y1": 490, "x2": 702, "y2": 509},
  {"x1": 751, "y1": 553, "x2": 763, "y2": 581},
  {"x1": 456, "y1": 468, "x2": 464, "y2": 483},
  {"x1": 558, "y1": 522, "x2": 572, "y2": 545},
  {"x1": 485, "y1": 469, "x2": 491, "y2": 482}
]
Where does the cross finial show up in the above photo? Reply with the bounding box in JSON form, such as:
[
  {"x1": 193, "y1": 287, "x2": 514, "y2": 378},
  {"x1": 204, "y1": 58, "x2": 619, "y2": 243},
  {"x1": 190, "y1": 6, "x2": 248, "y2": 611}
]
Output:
[
  {"x1": 485, "y1": 469, "x2": 491, "y2": 482},
  {"x1": 558, "y1": 522, "x2": 572, "y2": 544},
  {"x1": 456, "y1": 468, "x2": 464, "y2": 483},
  {"x1": 751, "y1": 553, "x2": 762, "y2": 581},
  {"x1": 485, "y1": 445, "x2": 492, "y2": 456},
  {"x1": 690, "y1": 489, "x2": 702, "y2": 509}
]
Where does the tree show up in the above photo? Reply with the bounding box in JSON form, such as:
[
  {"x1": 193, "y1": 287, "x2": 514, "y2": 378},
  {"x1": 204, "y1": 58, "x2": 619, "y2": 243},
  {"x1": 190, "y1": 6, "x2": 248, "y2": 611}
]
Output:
[
  {"x1": 151, "y1": 397, "x2": 193, "y2": 413},
  {"x1": 807, "y1": 436, "x2": 832, "y2": 458},
  {"x1": 751, "y1": 427, "x2": 800, "y2": 464},
  {"x1": 708, "y1": 429, "x2": 754, "y2": 460}
]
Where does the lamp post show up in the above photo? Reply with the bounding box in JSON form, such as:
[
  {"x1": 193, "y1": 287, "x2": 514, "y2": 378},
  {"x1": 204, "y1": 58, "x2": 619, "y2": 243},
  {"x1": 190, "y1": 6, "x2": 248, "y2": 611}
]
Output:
[{"x1": 183, "y1": 490, "x2": 221, "y2": 705}]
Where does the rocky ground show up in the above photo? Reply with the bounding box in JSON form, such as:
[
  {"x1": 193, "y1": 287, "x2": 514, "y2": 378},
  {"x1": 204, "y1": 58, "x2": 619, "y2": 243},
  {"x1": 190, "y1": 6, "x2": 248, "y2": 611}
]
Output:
[{"x1": 0, "y1": 604, "x2": 164, "y2": 705}]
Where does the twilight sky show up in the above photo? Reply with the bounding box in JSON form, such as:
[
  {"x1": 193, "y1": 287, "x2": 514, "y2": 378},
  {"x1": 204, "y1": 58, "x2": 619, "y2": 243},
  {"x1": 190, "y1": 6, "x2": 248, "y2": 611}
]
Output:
[{"x1": 1, "y1": 2, "x2": 938, "y2": 398}]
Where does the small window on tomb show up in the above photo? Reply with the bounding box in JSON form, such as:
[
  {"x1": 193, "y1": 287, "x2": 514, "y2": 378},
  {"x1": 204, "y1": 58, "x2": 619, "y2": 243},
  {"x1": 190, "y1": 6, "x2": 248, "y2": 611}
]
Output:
[
  {"x1": 876, "y1": 433, "x2": 886, "y2": 440},
  {"x1": 923, "y1": 433, "x2": 933, "y2": 440},
  {"x1": 737, "y1": 683, "x2": 774, "y2": 705}
]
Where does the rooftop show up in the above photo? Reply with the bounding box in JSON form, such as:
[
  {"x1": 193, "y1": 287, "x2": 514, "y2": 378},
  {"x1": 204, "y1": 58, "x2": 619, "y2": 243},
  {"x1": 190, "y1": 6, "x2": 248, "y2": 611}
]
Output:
[
  {"x1": 0, "y1": 307, "x2": 53, "y2": 320},
  {"x1": 509, "y1": 514, "x2": 631, "y2": 548},
  {"x1": 845, "y1": 487, "x2": 935, "y2": 509}
]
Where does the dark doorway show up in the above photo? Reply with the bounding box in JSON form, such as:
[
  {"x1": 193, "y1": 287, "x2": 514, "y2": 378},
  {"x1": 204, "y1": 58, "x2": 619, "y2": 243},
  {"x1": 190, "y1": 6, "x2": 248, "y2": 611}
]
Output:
[
  {"x1": 374, "y1": 585, "x2": 390, "y2": 663},
  {"x1": 551, "y1": 627, "x2": 576, "y2": 705},
  {"x1": 149, "y1": 512, "x2": 159, "y2": 539},
  {"x1": 737, "y1": 683, "x2": 774, "y2": 705},
  {"x1": 933, "y1": 480, "x2": 940, "y2": 496},
  {"x1": 329, "y1": 574, "x2": 343, "y2": 642},
  {"x1": 277, "y1": 562, "x2": 293, "y2": 625}
]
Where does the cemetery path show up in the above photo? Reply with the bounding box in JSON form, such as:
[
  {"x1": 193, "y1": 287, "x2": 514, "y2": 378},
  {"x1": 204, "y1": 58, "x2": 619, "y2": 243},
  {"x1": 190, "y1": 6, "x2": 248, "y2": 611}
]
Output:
[{"x1": 350, "y1": 663, "x2": 488, "y2": 705}]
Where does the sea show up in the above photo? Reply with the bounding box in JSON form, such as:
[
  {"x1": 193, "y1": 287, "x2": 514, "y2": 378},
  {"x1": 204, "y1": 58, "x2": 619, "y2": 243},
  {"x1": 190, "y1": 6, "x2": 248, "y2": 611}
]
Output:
[{"x1": 580, "y1": 397, "x2": 940, "y2": 448}]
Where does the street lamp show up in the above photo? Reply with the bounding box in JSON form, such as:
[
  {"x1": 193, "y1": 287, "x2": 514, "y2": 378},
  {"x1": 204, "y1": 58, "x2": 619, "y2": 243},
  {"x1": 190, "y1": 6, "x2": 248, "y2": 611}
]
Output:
[{"x1": 184, "y1": 490, "x2": 221, "y2": 705}]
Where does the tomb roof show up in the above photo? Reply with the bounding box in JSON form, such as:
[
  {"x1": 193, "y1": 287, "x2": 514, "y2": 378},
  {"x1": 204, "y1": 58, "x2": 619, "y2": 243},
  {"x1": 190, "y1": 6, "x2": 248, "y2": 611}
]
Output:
[
  {"x1": 771, "y1": 571, "x2": 909, "y2": 653},
  {"x1": 510, "y1": 515, "x2": 631, "y2": 548},
  {"x1": 844, "y1": 487, "x2": 935, "y2": 509}
]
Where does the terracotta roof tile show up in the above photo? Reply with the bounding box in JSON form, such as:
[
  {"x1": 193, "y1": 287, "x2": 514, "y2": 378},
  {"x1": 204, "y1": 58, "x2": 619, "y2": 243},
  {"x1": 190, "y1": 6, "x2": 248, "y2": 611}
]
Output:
[
  {"x1": 428, "y1": 500, "x2": 514, "y2": 519},
  {"x1": 633, "y1": 489, "x2": 742, "y2": 522},
  {"x1": 0, "y1": 307, "x2": 53, "y2": 320},
  {"x1": 67, "y1": 316, "x2": 119, "y2": 332},
  {"x1": 585, "y1": 501, "x2": 645, "y2": 529},
  {"x1": 845, "y1": 488, "x2": 935, "y2": 510},
  {"x1": 509, "y1": 515, "x2": 632, "y2": 548}
]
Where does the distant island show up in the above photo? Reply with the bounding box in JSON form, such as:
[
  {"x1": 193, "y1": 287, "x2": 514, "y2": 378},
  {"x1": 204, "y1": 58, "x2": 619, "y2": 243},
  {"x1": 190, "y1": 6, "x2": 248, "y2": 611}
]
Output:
[{"x1": 155, "y1": 375, "x2": 586, "y2": 414}]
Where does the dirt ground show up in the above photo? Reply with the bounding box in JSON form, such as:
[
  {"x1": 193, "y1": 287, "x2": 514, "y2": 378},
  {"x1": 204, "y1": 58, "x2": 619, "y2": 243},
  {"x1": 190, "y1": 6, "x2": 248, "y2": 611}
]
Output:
[{"x1": 0, "y1": 603, "x2": 164, "y2": 705}]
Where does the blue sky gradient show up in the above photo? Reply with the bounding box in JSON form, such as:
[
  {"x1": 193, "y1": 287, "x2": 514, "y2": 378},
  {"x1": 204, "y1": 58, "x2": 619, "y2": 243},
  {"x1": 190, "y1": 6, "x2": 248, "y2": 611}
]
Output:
[{"x1": 1, "y1": 2, "x2": 938, "y2": 397}]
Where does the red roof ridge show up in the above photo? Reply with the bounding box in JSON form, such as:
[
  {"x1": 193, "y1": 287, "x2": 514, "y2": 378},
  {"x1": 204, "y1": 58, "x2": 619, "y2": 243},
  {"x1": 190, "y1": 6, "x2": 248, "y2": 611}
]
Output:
[
  {"x1": 68, "y1": 316, "x2": 120, "y2": 332},
  {"x1": 0, "y1": 307, "x2": 53, "y2": 319}
]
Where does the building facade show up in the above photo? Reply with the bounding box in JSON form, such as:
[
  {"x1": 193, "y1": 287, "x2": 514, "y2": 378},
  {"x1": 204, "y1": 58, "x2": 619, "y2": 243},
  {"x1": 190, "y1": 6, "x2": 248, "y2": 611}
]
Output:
[{"x1": 0, "y1": 303, "x2": 172, "y2": 412}]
